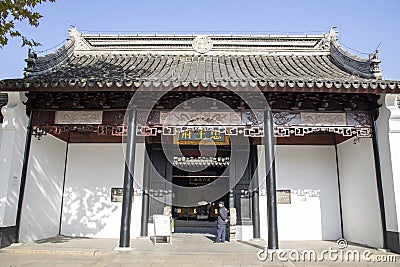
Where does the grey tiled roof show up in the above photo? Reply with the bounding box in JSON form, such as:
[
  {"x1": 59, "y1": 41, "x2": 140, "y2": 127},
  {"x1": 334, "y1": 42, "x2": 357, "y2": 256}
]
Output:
[
  {"x1": 25, "y1": 54, "x2": 361, "y2": 81},
  {"x1": 1, "y1": 28, "x2": 399, "y2": 92}
]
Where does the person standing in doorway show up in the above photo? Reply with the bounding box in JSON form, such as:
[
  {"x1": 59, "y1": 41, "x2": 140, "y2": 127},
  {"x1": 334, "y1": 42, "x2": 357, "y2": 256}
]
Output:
[{"x1": 215, "y1": 201, "x2": 228, "y2": 243}]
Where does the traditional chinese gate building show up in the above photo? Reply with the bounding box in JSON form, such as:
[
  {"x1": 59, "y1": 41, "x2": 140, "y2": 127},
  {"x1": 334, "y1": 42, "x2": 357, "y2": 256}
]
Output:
[{"x1": 1, "y1": 28, "x2": 400, "y2": 252}]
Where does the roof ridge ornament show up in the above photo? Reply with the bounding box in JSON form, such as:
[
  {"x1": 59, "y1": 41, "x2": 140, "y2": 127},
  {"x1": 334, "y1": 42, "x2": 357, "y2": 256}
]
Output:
[
  {"x1": 318, "y1": 27, "x2": 338, "y2": 50},
  {"x1": 68, "y1": 27, "x2": 91, "y2": 51},
  {"x1": 327, "y1": 27, "x2": 339, "y2": 42},
  {"x1": 192, "y1": 35, "x2": 213, "y2": 54},
  {"x1": 369, "y1": 49, "x2": 382, "y2": 79},
  {"x1": 24, "y1": 48, "x2": 37, "y2": 77}
]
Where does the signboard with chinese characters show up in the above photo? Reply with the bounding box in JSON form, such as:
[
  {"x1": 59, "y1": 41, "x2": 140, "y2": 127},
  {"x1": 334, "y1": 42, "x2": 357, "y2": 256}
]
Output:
[
  {"x1": 189, "y1": 177, "x2": 214, "y2": 185},
  {"x1": 111, "y1": 188, "x2": 123, "y2": 202},
  {"x1": 178, "y1": 130, "x2": 225, "y2": 141},
  {"x1": 174, "y1": 130, "x2": 229, "y2": 145},
  {"x1": 277, "y1": 190, "x2": 291, "y2": 204}
]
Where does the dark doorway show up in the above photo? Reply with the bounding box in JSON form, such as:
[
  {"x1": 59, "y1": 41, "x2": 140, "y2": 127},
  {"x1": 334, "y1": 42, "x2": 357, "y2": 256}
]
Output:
[{"x1": 171, "y1": 145, "x2": 230, "y2": 233}]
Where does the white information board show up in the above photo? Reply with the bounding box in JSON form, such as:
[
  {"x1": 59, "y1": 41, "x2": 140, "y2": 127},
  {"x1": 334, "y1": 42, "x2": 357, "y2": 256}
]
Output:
[{"x1": 153, "y1": 214, "x2": 172, "y2": 244}]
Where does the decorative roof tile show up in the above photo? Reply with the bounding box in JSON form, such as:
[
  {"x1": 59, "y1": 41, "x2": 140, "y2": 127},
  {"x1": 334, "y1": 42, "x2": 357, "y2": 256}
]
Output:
[{"x1": 1, "y1": 28, "x2": 399, "y2": 92}]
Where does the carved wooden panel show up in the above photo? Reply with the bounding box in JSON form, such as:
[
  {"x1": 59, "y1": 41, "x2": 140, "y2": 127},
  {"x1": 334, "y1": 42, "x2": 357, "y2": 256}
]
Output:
[
  {"x1": 54, "y1": 111, "x2": 103, "y2": 124},
  {"x1": 160, "y1": 111, "x2": 242, "y2": 126},
  {"x1": 300, "y1": 112, "x2": 347, "y2": 126}
]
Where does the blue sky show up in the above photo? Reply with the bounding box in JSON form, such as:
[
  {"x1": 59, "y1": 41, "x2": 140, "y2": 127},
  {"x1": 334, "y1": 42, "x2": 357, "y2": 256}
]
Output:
[{"x1": 0, "y1": 0, "x2": 399, "y2": 80}]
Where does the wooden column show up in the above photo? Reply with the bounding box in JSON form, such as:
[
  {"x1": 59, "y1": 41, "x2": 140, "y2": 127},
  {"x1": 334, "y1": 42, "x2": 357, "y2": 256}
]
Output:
[
  {"x1": 119, "y1": 109, "x2": 137, "y2": 248},
  {"x1": 264, "y1": 110, "x2": 279, "y2": 249},
  {"x1": 250, "y1": 145, "x2": 261, "y2": 239}
]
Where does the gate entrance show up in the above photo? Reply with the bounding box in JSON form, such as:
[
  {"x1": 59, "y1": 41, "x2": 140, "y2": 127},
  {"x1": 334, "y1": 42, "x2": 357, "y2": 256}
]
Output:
[{"x1": 171, "y1": 145, "x2": 230, "y2": 233}]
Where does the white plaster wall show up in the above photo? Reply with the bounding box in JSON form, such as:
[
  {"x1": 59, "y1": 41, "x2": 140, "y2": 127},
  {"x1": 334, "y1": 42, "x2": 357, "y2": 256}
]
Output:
[
  {"x1": 19, "y1": 134, "x2": 67, "y2": 242},
  {"x1": 131, "y1": 143, "x2": 144, "y2": 239},
  {"x1": 257, "y1": 145, "x2": 268, "y2": 241},
  {"x1": 376, "y1": 97, "x2": 397, "y2": 232},
  {"x1": 236, "y1": 225, "x2": 253, "y2": 241},
  {"x1": 61, "y1": 143, "x2": 144, "y2": 239},
  {"x1": 275, "y1": 145, "x2": 341, "y2": 241},
  {"x1": 388, "y1": 132, "x2": 400, "y2": 235},
  {"x1": 385, "y1": 94, "x2": 400, "y2": 238},
  {"x1": 0, "y1": 95, "x2": 4, "y2": 149},
  {"x1": 337, "y1": 138, "x2": 383, "y2": 248},
  {"x1": 0, "y1": 122, "x2": 3, "y2": 148},
  {"x1": 0, "y1": 92, "x2": 28, "y2": 227}
]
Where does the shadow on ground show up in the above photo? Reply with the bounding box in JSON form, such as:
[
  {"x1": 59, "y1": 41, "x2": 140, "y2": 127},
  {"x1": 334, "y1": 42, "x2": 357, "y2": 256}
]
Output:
[{"x1": 35, "y1": 235, "x2": 91, "y2": 244}]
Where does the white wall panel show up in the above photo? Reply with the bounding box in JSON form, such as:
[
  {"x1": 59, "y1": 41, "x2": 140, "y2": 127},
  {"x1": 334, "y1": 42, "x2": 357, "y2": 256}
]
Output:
[
  {"x1": 19, "y1": 134, "x2": 67, "y2": 242},
  {"x1": 257, "y1": 145, "x2": 268, "y2": 240},
  {"x1": 61, "y1": 143, "x2": 144, "y2": 239},
  {"x1": 0, "y1": 123, "x2": 2, "y2": 148},
  {"x1": 376, "y1": 95, "x2": 397, "y2": 232},
  {"x1": 0, "y1": 93, "x2": 28, "y2": 227},
  {"x1": 337, "y1": 138, "x2": 383, "y2": 248},
  {"x1": 275, "y1": 145, "x2": 341, "y2": 241}
]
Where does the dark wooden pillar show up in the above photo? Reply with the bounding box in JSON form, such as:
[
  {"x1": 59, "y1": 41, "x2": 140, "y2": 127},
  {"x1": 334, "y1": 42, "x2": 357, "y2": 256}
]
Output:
[
  {"x1": 119, "y1": 109, "x2": 137, "y2": 248},
  {"x1": 250, "y1": 145, "x2": 261, "y2": 239},
  {"x1": 140, "y1": 145, "x2": 150, "y2": 236},
  {"x1": 264, "y1": 110, "x2": 278, "y2": 249}
]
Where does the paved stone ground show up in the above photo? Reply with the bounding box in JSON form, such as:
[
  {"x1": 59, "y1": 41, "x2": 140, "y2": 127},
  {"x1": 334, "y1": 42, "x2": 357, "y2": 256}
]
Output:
[{"x1": 0, "y1": 234, "x2": 398, "y2": 266}]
